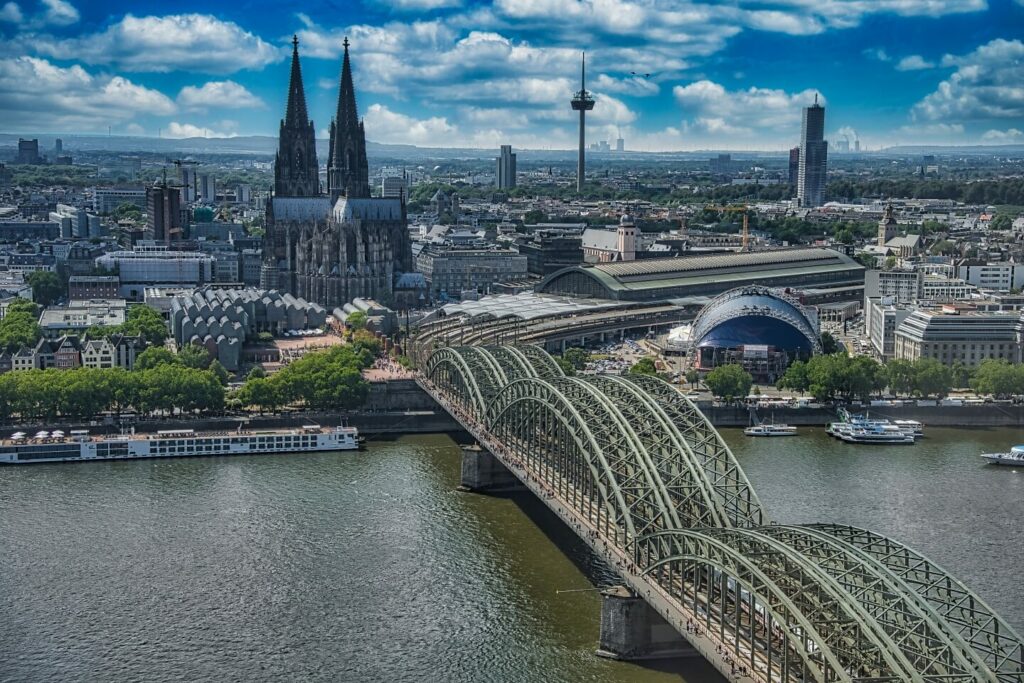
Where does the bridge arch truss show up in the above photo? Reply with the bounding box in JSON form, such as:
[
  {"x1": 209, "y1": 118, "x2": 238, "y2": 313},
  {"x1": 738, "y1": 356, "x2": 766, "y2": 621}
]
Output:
[{"x1": 422, "y1": 345, "x2": 1024, "y2": 682}]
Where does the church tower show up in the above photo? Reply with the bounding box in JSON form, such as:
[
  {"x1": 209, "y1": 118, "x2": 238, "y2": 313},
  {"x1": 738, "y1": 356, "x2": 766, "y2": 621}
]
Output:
[
  {"x1": 328, "y1": 38, "x2": 370, "y2": 201},
  {"x1": 274, "y1": 36, "x2": 319, "y2": 198},
  {"x1": 878, "y1": 203, "x2": 898, "y2": 246}
]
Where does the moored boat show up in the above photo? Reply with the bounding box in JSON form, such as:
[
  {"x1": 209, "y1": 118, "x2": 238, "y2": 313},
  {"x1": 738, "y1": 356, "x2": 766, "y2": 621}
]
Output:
[
  {"x1": 0, "y1": 424, "x2": 360, "y2": 464},
  {"x1": 744, "y1": 423, "x2": 798, "y2": 437}
]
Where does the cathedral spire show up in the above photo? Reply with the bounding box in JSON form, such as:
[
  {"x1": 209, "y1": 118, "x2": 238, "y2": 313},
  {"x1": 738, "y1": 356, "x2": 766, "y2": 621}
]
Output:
[
  {"x1": 274, "y1": 35, "x2": 319, "y2": 198},
  {"x1": 328, "y1": 37, "x2": 370, "y2": 200},
  {"x1": 284, "y1": 35, "x2": 309, "y2": 128}
]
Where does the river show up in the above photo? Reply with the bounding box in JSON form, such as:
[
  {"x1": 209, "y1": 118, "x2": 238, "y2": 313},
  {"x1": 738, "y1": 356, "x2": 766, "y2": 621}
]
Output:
[{"x1": 1, "y1": 427, "x2": 1021, "y2": 682}]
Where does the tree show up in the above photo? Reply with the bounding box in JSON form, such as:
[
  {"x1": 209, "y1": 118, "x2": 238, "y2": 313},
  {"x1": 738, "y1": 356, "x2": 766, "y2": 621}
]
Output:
[
  {"x1": 346, "y1": 310, "x2": 368, "y2": 330},
  {"x1": 208, "y1": 359, "x2": 230, "y2": 386},
  {"x1": 563, "y1": 347, "x2": 590, "y2": 371},
  {"x1": 950, "y1": 361, "x2": 970, "y2": 389},
  {"x1": 554, "y1": 356, "x2": 576, "y2": 376},
  {"x1": 886, "y1": 359, "x2": 916, "y2": 396},
  {"x1": 247, "y1": 365, "x2": 267, "y2": 379},
  {"x1": 26, "y1": 271, "x2": 63, "y2": 306},
  {"x1": 685, "y1": 368, "x2": 700, "y2": 388},
  {"x1": 777, "y1": 360, "x2": 809, "y2": 394},
  {"x1": 704, "y1": 364, "x2": 753, "y2": 402},
  {"x1": 912, "y1": 358, "x2": 952, "y2": 398},
  {"x1": 820, "y1": 332, "x2": 840, "y2": 355},
  {"x1": 970, "y1": 359, "x2": 1024, "y2": 398},
  {"x1": 177, "y1": 344, "x2": 212, "y2": 369},
  {"x1": 523, "y1": 209, "x2": 547, "y2": 224},
  {"x1": 235, "y1": 377, "x2": 281, "y2": 413},
  {"x1": 134, "y1": 346, "x2": 176, "y2": 371},
  {"x1": 629, "y1": 357, "x2": 658, "y2": 376},
  {"x1": 0, "y1": 300, "x2": 42, "y2": 351}
]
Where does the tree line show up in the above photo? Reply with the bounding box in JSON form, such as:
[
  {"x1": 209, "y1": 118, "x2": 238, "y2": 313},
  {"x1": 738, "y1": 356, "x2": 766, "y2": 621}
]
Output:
[{"x1": 232, "y1": 333, "x2": 379, "y2": 413}]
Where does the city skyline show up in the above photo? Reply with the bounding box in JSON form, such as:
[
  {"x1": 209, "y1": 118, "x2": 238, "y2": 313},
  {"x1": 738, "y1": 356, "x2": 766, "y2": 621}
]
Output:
[{"x1": 0, "y1": 0, "x2": 1021, "y2": 151}]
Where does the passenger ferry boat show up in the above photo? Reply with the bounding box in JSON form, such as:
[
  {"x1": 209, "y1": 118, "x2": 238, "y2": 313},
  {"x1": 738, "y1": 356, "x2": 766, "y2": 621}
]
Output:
[
  {"x1": 0, "y1": 424, "x2": 361, "y2": 464},
  {"x1": 744, "y1": 424, "x2": 798, "y2": 437},
  {"x1": 827, "y1": 410, "x2": 922, "y2": 443},
  {"x1": 980, "y1": 445, "x2": 1024, "y2": 466}
]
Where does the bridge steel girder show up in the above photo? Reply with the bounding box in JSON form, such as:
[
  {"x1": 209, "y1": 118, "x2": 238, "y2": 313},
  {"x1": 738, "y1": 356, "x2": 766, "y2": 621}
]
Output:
[
  {"x1": 623, "y1": 374, "x2": 765, "y2": 528},
  {"x1": 514, "y1": 344, "x2": 565, "y2": 379},
  {"x1": 422, "y1": 344, "x2": 1024, "y2": 683},
  {"x1": 640, "y1": 529, "x2": 852, "y2": 683},
  {"x1": 482, "y1": 345, "x2": 536, "y2": 382},
  {"x1": 485, "y1": 376, "x2": 637, "y2": 546},
  {"x1": 762, "y1": 525, "x2": 996, "y2": 682},
  {"x1": 812, "y1": 524, "x2": 1024, "y2": 683},
  {"x1": 423, "y1": 347, "x2": 488, "y2": 418},
  {"x1": 697, "y1": 527, "x2": 921, "y2": 682},
  {"x1": 581, "y1": 375, "x2": 728, "y2": 530}
]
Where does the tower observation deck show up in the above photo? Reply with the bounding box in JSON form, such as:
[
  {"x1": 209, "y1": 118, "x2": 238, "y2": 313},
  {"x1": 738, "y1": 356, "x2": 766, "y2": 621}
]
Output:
[{"x1": 571, "y1": 53, "x2": 595, "y2": 194}]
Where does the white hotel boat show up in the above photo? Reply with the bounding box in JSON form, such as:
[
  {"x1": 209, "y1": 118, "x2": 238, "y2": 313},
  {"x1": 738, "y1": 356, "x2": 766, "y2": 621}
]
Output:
[{"x1": 0, "y1": 424, "x2": 360, "y2": 464}]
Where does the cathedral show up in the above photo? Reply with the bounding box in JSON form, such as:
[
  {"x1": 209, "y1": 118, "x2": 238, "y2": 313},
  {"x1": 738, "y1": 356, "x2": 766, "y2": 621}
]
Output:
[{"x1": 261, "y1": 37, "x2": 412, "y2": 309}]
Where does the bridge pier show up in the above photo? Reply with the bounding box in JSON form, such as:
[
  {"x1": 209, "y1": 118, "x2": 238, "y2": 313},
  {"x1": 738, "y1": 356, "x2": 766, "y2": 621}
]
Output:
[
  {"x1": 596, "y1": 586, "x2": 696, "y2": 661},
  {"x1": 459, "y1": 444, "x2": 522, "y2": 492}
]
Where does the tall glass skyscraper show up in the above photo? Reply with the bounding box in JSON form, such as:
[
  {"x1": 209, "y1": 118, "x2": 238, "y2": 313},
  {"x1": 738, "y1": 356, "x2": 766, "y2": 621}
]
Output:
[
  {"x1": 496, "y1": 144, "x2": 516, "y2": 189},
  {"x1": 797, "y1": 97, "x2": 827, "y2": 207}
]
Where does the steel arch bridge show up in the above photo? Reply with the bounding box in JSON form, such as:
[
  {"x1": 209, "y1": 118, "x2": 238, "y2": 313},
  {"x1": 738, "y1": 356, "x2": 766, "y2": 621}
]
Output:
[{"x1": 419, "y1": 345, "x2": 1024, "y2": 683}]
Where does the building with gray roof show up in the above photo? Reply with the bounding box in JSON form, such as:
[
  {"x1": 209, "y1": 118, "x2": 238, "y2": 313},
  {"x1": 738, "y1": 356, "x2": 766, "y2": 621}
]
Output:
[{"x1": 536, "y1": 247, "x2": 864, "y2": 303}]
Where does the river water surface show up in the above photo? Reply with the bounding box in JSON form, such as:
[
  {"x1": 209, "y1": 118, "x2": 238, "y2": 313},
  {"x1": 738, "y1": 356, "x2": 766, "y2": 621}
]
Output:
[{"x1": 1, "y1": 427, "x2": 1021, "y2": 682}]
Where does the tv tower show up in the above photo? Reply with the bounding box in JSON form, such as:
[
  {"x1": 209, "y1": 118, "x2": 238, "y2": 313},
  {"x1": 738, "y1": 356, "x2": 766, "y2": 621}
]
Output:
[{"x1": 570, "y1": 52, "x2": 595, "y2": 194}]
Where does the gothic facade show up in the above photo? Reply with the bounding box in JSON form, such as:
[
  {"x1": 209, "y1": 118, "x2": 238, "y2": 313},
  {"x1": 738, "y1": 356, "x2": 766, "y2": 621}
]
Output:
[{"x1": 261, "y1": 37, "x2": 411, "y2": 309}]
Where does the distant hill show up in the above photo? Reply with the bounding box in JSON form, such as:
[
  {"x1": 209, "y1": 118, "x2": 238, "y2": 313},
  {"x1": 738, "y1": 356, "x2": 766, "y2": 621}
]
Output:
[{"x1": 879, "y1": 143, "x2": 1024, "y2": 155}]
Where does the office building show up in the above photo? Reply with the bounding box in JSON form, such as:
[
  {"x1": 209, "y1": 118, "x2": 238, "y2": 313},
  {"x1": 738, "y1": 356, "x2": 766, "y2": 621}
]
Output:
[
  {"x1": 68, "y1": 276, "x2": 120, "y2": 299},
  {"x1": 797, "y1": 96, "x2": 827, "y2": 207},
  {"x1": 788, "y1": 147, "x2": 800, "y2": 185},
  {"x1": 96, "y1": 247, "x2": 214, "y2": 300},
  {"x1": 894, "y1": 307, "x2": 1024, "y2": 367},
  {"x1": 710, "y1": 154, "x2": 732, "y2": 174},
  {"x1": 15, "y1": 138, "x2": 42, "y2": 164},
  {"x1": 496, "y1": 145, "x2": 517, "y2": 189},
  {"x1": 38, "y1": 299, "x2": 128, "y2": 338},
  {"x1": 93, "y1": 187, "x2": 146, "y2": 215},
  {"x1": 147, "y1": 184, "x2": 183, "y2": 243},
  {"x1": 381, "y1": 175, "x2": 408, "y2": 199},
  {"x1": 199, "y1": 174, "x2": 216, "y2": 202},
  {"x1": 180, "y1": 166, "x2": 197, "y2": 202},
  {"x1": 515, "y1": 231, "x2": 584, "y2": 277},
  {"x1": 956, "y1": 261, "x2": 1024, "y2": 292},
  {"x1": 416, "y1": 247, "x2": 528, "y2": 300}
]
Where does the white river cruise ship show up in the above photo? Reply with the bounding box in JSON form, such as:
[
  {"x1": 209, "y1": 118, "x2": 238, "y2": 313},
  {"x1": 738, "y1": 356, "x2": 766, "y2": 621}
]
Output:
[{"x1": 0, "y1": 424, "x2": 360, "y2": 464}]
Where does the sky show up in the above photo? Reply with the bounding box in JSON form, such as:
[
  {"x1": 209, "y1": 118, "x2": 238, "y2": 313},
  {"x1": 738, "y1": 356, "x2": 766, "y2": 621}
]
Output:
[{"x1": 0, "y1": 0, "x2": 1022, "y2": 151}]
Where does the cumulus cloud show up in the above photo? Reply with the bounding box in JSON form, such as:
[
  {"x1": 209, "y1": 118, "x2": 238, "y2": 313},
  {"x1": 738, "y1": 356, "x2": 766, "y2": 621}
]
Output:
[
  {"x1": 894, "y1": 123, "x2": 966, "y2": 144},
  {"x1": 165, "y1": 120, "x2": 238, "y2": 138},
  {"x1": 895, "y1": 55, "x2": 934, "y2": 71},
  {"x1": 913, "y1": 39, "x2": 1024, "y2": 122},
  {"x1": 363, "y1": 103, "x2": 457, "y2": 146},
  {"x1": 863, "y1": 47, "x2": 891, "y2": 62},
  {"x1": 32, "y1": 13, "x2": 282, "y2": 74},
  {"x1": 0, "y1": 2, "x2": 22, "y2": 23},
  {"x1": 178, "y1": 80, "x2": 264, "y2": 110},
  {"x1": 38, "y1": 0, "x2": 77, "y2": 26},
  {"x1": 367, "y1": 0, "x2": 462, "y2": 9},
  {"x1": 981, "y1": 128, "x2": 1023, "y2": 142},
  {"x1": 673, "y1": 80, "x2": 822, "y2": 139},
  {"x1": 0, "y1": 56, "x2": 174, "y2": 132}
]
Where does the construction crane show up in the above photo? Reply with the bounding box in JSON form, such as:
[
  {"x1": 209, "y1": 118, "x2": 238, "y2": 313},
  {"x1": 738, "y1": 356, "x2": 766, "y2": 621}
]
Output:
[
  {"x1": 170, "y1": 158, "x2": 199, "y2": 201},
  {"x1": 703, "y1": 203, "x2": 752, "y2": 251}
]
